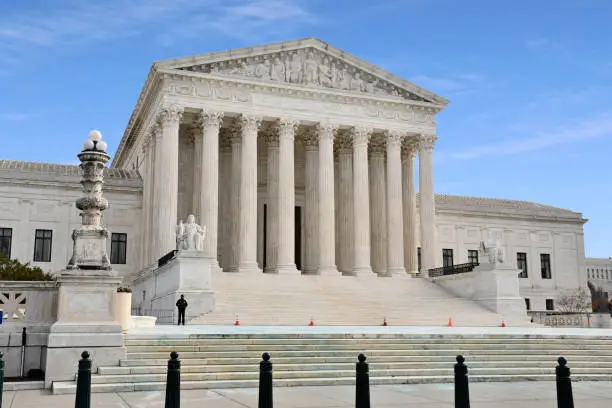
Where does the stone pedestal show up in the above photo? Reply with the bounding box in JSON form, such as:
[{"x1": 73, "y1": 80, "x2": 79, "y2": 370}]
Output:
[
  {"x1": 45, "y1": 274, "x2": 125, "y2": 388},
  {"x1": 131, "y1": 251, "x2": 215, "y2": 322}
]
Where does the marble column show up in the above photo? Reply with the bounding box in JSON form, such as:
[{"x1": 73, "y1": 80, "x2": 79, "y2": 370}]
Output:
[
  {"x1": 219, "y1": 130, "x2": 232, "y2": 271},
  {"x1": 199, "y1": 111, "x2": 224, "y2": 270},
  {"x1": 264, "y1": 129, "x2": 279, "y2": 273},
  {"x1": 238, "y1": 115, "x2": 262, "y2": 272},
  {"x1": 385, "y1": 131, "x2": 406, "y2": 276},
  {"x1": 140, "y1": 136, "x2": 153, "y2": 269},
  {"x1": 317, "y1": 123, "x2": 339, "y2": 275},
  {"x1": 302, "y1": 129, "x2": 319, "y2": 274},
  {"x1": 336, "y1": 131, "x2": 353, "y2": 274},
  {"x1": 369, "y1": 135, "x2": 387, "y2": 275},
  {"x1": 228, "y1": 127, "x2": 242, "y2": 272},
  {"x1": 150, "y1": 124, "x2": 162, "y2": 264},
  {"x1": 277, "y1": 119, "x2": 299, "y2": 273},
  {"x1": 191, "y1": 122, "x2": 203, "y2": 220},
  {"x1": 154, "y1": 105, "x2": 183, "y2": 259},
  {"x1": 352, "y1": 127, "x2": 372, "y2": 275},
  {"x1": 401, "y1": 137, "x2": 419, "y2": 275},
  {"x1": 419, "y1": 134, "x2": 438, "y2": 277}
]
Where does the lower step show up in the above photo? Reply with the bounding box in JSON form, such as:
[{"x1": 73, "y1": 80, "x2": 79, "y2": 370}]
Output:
[{"x1": 51, "y1": 374, "x2": 612, "y2": 394}]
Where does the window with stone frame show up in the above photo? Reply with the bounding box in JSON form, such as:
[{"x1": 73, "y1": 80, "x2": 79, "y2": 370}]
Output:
[
  {"x1": 545, "y1": 298, "x2": 554, "y2": 311},
  {"x1": 110, "y1": 233, "x2": 128, "y2": 265},
  {"x1": 517, "y1": 252, "x2": 528, "y2": 278},
  {"x1": 524, "y1": 298, "x2": 531, "y2": 311},
  {"x1": 540, "y1": 253, "x2": 552, "y2": 279},
  {"x1": 0, "y1": 227, "x2": 12, "y2": 259},
  {"x1": 33, "y1": 229, "x2": 52, "y2": 262},
  {"x1": 467, "y1": 249, "x2": 479, "y2": 265},
  {"x1": 442, "y1": 249, "x2": 454, "y2": 268}
]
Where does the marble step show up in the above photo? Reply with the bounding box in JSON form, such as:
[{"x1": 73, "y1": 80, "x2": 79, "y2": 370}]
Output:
[
  {"x1": 98, "y1": 360, "x2": 612, "y2": 375},
  {"x1": 51, "y1": 373, "x2": 612, "y2": 395}
]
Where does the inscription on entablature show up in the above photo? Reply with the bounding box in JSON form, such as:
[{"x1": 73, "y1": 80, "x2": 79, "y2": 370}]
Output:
[{"x1": 166, "y1": 82, "x2": 251, "y2": 103}]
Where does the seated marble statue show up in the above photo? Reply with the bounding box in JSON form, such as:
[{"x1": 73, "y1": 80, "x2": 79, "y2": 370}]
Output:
[
  {"x1": 175, "y1": 215, "x2": 206, "y2": 251},
  {"x1": 479, "y1": 239, "x2": 505, "y2": 264}
]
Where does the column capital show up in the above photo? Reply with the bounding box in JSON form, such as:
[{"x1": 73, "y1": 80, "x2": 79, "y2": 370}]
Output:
[
  {"x1": 335, "y1": 130, "x2": 353, "y2": 154},
  {"x1": 385, "y1": 130, "x2": 405, "y2": 148},
  {"x1": 401, "y1": 136, "x2": 419, "y2": 159},
  {"x1": 316, "y1": 122, "x2": 338, "y2": 141},
  {"x1": 199, "y1": 110, "x2": 224, "y2": 130},
  {"x1": 300, "y1": 126, "x2": 319, "y2": 150},
  {"x1": 278, "y1": 118, "x2": 299, "y2": 141},
  {"x1": 352, "y1": 127, "x2": 372, "y2": 148},
  {"x1": 240, "y1": 114, "x2": 263, "y2": 133},
  {"x1": 156, "y1": 104, "x2": 183, "y2": 125},
  {"x1": 219, "y1": 127, "x2": 233, "y2": 150},
  {"x1": 418, "y1": 134, "x2": 437, "y2": 151},
  {"x1": 369, "y1": 133, "x2": 386, "y2": 155},
  {"x1": 263, "y1": 128, "x2": 280, "y2": 148}
]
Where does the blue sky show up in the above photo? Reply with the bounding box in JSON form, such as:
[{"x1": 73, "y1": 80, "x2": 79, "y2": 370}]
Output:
[{"x1": 0, "y1": 0, "x2": 610, "y2": 257}]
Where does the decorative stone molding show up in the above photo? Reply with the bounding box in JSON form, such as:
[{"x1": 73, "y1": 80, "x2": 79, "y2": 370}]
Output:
[
  {"x1": 418, "y1": 134, "x2": 437, "y2": 151},
  {"x1": 201, "y1": 110, "x2": 224, "y2": 130},
  {"x1": 386, "y1": 130, "x2": 404, "y2": 148},
  {"x1": 317, "y1": 123, "x2": 337, "y2": 142},
  {"x1": 278, "y1": 118, "x2": 299, "y2": 142},
  {"x1": 240, "y1": 114, "x2": 262, "y2": 134},
  {"x1": 157, "y1": 104, "x2": 184, "y2": 125}
]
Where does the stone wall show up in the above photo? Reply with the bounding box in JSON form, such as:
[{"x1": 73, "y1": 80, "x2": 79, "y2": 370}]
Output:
[{"x1": 0, "y1": 281, "x2": 58, "y2": 378}]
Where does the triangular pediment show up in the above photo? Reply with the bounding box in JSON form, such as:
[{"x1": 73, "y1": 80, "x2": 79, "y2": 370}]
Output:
[{"x1": 155, "y1": 38, "x2": 449, "y2": 105}]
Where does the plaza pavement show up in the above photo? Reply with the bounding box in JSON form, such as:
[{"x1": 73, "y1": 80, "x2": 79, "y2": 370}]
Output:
[{"x1": 2, "y1": 381, "x2": 612, "y2": 407}]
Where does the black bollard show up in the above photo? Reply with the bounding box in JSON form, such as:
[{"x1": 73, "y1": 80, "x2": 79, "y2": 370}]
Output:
[
  {"x1": 556, "y1": 357, "x2": 574, "y2": 408},
  {"x1": 355, "y1": 353, "x2": 370, "y2": 408},
  {"x1": 454, "y1": 355, "x2": 470, "y2": 408},
  {"x1": 258, "y1": 352, "x2": 273, "y2": 408},
  {"x1": 74, "y1": 351, "x2": 92, "y2": 408},
  {"x1": 1, "y1": 351, "x2": 4, "y2": 408},
  {"x1": 165, "y1": 352, "x2": 181, "y2": 408}
]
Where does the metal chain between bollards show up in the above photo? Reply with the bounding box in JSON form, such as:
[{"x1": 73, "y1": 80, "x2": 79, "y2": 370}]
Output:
[
  {"x1": 74, "y1": 351, "x2": 92, "y2": 408},
  {"x1": 165, "y1": 352, "x2": 181, "y2": 408},
  {"x1": 454, "y1": 355, "x2": 470, "y2": 408},
  {"x1": 355, "y1": 353, "x2": 370, "y2": 408},
  {"x1": 556, "y1": 357, "x2": 574, "y2": 408},
  {"x1": 259, "y1": 352, "x2": 273, "y2": 408}
]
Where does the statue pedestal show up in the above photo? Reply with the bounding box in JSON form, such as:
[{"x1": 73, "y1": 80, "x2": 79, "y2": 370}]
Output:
[
  {"x1": 131, "y1": 251, "x2": 215, "y2": 323},
  {"x1": 45, "y1": 274, "x2": 125, "y2": 388},
  {"x1": 433, "y1": 261, "x2": 530, "y2": 325}
]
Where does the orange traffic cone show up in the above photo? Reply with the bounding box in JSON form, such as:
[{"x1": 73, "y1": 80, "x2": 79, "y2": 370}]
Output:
[
  {"x1": 382, "y1": 317, "x2": 388, "y2": 326},
  {"x1": 501, "y1": 320, "x2": 506, "y2": 327},
  {"x1": 448, "y1": 317, "x2": 453, "y2": 327},
  {"x1": 309, "y1": 318, "x2": 315, "y2": 326},
  {"x1": 234, "y1": 314, "x2": 240, "y2": 326}
]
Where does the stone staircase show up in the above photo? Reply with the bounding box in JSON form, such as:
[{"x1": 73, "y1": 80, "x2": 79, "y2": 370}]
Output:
[
  {"x1": 51, "y1": 330, "x2": 612, "y2": 394},
  {"x1": 190, "y1": 271, "x2": 526, "y2": 326}
]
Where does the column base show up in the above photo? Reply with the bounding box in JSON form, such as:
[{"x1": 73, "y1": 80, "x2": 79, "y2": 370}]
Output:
[
  {"x1": 238, "y1": 262, "x2": 262, "y2": 273},
  {"x1": 263, "y1": 266, "x2": 278, "y2": 274},
  {"x1": 277, "y1": 264, "x2": 299, "y2": 274},
  {"x1": 351, "y1": 266, "x2": 373, "y2": 276},
  {"x1": 387, "y1": 266, "x2": 407, "y2": 276},
  {"x1": 317, "y1": 266, "x2": 340, "y2": 276},
  {"x1": 301, "y1": 267, "x2": 318, "y2": 275}
]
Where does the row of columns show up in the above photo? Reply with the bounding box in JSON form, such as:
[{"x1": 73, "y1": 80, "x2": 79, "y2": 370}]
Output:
[{"x1": 141, "y1": 105, "x2": 438, "y2": 277}]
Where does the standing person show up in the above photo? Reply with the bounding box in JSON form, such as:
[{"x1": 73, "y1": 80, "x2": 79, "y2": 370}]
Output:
[{"x1": 176, "y1": 294, "x2": 188, "y2": 325}]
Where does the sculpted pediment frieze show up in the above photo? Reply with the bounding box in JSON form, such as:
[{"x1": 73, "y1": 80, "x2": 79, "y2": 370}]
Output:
[{"x1": 178, "y1": 48, "x2": 431, "y2": 103}]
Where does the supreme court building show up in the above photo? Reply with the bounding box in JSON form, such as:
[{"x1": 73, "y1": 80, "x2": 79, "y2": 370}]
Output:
[{"x1": 0, "y1": 38, "x2": 589, "y2": 314}]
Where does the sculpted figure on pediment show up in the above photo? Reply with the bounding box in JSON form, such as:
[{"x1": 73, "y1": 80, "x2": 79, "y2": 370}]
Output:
[
  {"x1": 302, "y1": 50, "x2": 319, "y2": 85},
  {"x1": 318, "y1": 57, "x2": 332, "y2": 87},
  {"x1": 255, "y1": 59, "x2": 270, "y2": 78},
  {"x1": 350, "y1": 72, "x2": 364, "y2": 92},
  {"x1": 288, "y1": 52, "x2": 303, "y2": 84},
  {"x1": 271, "y1": 57, "x2": 286, "y2": 82}
]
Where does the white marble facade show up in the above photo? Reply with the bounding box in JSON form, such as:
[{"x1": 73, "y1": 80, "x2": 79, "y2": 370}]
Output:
[{"x1": 0, "y1": 39, "x2": 591, "y2": 311}]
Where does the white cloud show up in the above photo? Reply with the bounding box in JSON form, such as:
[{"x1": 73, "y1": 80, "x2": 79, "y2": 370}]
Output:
[
  {"x1": 0, "y1": 0, "x2": 317, "y2": 66},
  {"x1": 439, "y1": 113, "x2": 612, "y2": 161},
  {"x1": 0, "y1": 113, "x2": 31, "y2": 121}
]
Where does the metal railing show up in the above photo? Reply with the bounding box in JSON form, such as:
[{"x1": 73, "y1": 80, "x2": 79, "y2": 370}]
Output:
[
  {"x1": 528, "y1": 311, "x2": 590, "y2": 328},
  {"x1": 428, "y1": 262, "x2": 479, "y2": 278},
  {"x1": 131, "y1": 307, "x2": 176, "y2": 325}
]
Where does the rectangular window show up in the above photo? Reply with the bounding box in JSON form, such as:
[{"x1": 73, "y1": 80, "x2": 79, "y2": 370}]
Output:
[
  {"x1": 540, "y1": 253, "x2": 552, "y2": 279},
  {"x1": 467, "y1": 250, "x2": 479, "y2": 265},
  {"x1": 517, "y1": 252, "x2": 528, "y2": 278},
  {"x1": 525, "y1": 298, "x2": 531, "y2": 311},
  {"x1": 33, "y1": 229, "x2": 53, "y2": 262},
  {"x1": 442, "y1": 249, "x2": 454, "y2": 268},
  {"x1": 0, "y1": 228, "x2": 12, "y2": 259},
  {"x1": 110, "y1": 233, "x2": 128, "y2": 265},
  {"x1": 545, "y1": 299, "x2": 554, "y2": 311},
  {"x1": 417, "y1": 247, "x2": 421, "y2": 272}
]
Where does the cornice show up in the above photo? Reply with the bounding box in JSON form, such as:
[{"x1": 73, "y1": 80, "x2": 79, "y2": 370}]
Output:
[{"x1": 436, "y1": 208, "x2": 587, "y2": 225}]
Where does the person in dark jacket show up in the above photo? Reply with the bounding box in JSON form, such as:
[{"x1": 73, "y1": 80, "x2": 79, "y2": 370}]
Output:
[{"x1": 176, "y1": 294, "x2": 188, "y2": 325}]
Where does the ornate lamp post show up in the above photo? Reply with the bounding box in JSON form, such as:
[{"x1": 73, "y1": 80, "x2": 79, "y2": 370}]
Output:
[{"x1": 67, "y1": 130, "x2": 113, "y2": 272}]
